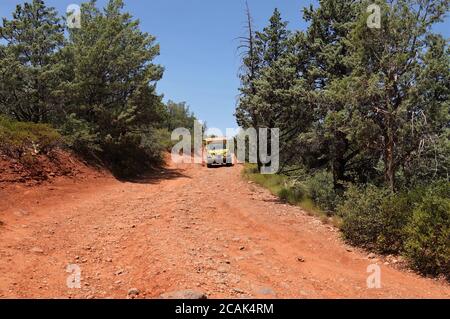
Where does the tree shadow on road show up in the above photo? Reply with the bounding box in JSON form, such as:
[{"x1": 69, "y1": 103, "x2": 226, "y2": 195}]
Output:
[{"x1": 117, "y1": 166, "x2": 190, "y2": 184}]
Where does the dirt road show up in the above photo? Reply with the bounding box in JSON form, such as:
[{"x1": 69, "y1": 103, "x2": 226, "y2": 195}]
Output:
[{"x1": 0, "y1": 160, "x2": 449, "y2": 298}]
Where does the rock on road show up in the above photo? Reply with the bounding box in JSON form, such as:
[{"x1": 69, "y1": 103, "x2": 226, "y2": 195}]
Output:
[{"x1": 0, "y1": 160, "x2": 449, "y2": 298}]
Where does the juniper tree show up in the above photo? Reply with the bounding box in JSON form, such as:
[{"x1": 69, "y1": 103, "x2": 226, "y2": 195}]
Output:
[{"x1": 339, "y1": 0, "x2": 450, "y2": 190}]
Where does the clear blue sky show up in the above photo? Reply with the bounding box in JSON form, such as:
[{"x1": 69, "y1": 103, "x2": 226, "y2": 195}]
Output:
[{"x1": 1, "y1": 0, "x2": 449, "y2": 133}]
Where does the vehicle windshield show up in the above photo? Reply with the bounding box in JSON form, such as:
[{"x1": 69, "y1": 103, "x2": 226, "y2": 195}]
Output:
[{"x1": 207, "y1": 142, "x2": 225, "y2": 151}]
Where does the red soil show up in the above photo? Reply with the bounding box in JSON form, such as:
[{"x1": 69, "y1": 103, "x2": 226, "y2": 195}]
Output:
[{"x1": 0, "y1": 156, "x2": 449, "y2": 298}]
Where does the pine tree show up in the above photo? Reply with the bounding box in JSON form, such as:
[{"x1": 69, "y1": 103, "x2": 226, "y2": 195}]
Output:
[
  {"x1": 300, "y1": 0, "x2": 361, "y2": 189},
  {"x1": 63, "y1": 0, "x2": 164, "y2": 146},
  {"x1": 0, "y1": 0, "x2": 65, "y2": 123},
  {"x1": 60, "y1": 0, "x2": 165, "y2": 175}
]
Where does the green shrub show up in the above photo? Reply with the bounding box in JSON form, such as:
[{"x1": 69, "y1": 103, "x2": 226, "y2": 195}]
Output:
[
  {"x1": 305, "y1": 170, "x2": 338, "y2": 213},
  {"x1": 59, "y1": 114, "x2": 101, "y2": 155},
  {"x1": 103, "y1": 133, "x2": 146, "y2": 177},
  {"x1": 139, "y1": 128, "x2": 167, "y2": 163},
  {"x1": 376, "y1": 193, "x2": 414, "y2": 253},
  {"x1": 151, "y1": 128, "x2": 174, "y2": 151},
  {"x1": 103, "y1": 129, "x2": 166, "y2": 178},
  {"x1": 243, "y1": 164, "x2": 329, "y2": 222},
  {"x1": 338, "y1": 184, "x2": 413, "y2": 253},
  {"x1": 338, "y1": 184, "x2": 391, "y2": 249},
  {"x1": 278, "y1": 187, "x2": 290, "y2": 202},
  {"x1": 0, "y1": 115, "x2": 62, "y2": 158},
  {"x1": 428, "y1": 180, "x2": 450, "y2": 198},
  {"x1": 277, "y1": 184, "x2": 307, "y2": 204},
  {"x1": 404, "y1": 192, "x2": 450, "y2": 278}
]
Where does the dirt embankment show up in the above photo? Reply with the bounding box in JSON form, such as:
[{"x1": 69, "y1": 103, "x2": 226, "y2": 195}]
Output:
[
  {"x1": 0, "y1": 159, "x2": 449, "y2": 299},
  {"x1": 0, "y1": 150, "x2": 106, "y2": 188}
]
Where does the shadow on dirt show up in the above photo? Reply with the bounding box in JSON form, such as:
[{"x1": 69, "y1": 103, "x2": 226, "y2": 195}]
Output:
[
  {"x1": 118, "y1": 166, "x2": 190, "y2": 184},
  {"x1": 261, "y1": 198, "x2": 285, "y2": 204}
]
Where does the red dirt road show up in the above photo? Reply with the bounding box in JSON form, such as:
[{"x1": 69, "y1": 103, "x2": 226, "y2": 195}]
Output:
[{"x1": 0, "y1": 161, "x2": 449, "y2": 298}]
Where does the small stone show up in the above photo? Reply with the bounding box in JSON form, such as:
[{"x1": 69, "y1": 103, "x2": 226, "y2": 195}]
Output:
[
  {"x1": 128, "y1": 288, "x2": 140, "y2": 298},
  {"x1": 30, "y1": 247, "x2": 44, "y2": 254},
  {"x1": 297, "y1": 257, "x2": 305, "y2": 262},
  {"x1": 239, "y1": 246, "x2": 245, "y2": 251}
]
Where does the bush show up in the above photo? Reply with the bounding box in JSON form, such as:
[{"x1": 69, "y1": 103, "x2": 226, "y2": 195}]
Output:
[
  {"x1": 376, "y1": 193, "x2": 414, "y2": 253},
  {"x1": 103, "y1": 133, "x2": 145, "y2": 177},
  {"x1": 338, "y1": 184, "x2": 391, "y2": 249},
  {"x1": 151, "y1": 128, "x2": 174, "y2": 151},
  {"x1": 304, "y1": 170, "x2": 338, "y2": 213},
  {"x1": 59, "y1": 114, "x2": 101, "y2": 155},
  {"x1": 339, "y1": 181, "x2": 450, "y2": 277},
  {"x1": 0, "y1": 115, "x2": 62, "y2": 158},
  {"x1": 277, "y1": 187, "x2": 290, "y2": 202},
  {"x1": 404, "y1": 192, "x2": 450, "y2": 278},
  {"x1": 428, "y1": 179, "x2": 450, "y2": 198},
  {"x1": 338, "y1": 184, "x2": 414, "y2": 253},
  {"x1": 243, "y1": 164, "x2": 327, "y2": 221},
  {"x1": 103, "y1": 129, "x2": 166, "y2": 178},
  {"x1": 277, "y1": 184, "x2": 307, "y2": 204},
  {"x1": 139, "y1": 128, "x2": 167, "y2": 163}
]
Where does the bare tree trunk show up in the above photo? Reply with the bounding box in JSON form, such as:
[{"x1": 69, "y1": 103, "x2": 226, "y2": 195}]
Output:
[{"x1": 384, "y1": 125, "x2": 395, "y2": 191}]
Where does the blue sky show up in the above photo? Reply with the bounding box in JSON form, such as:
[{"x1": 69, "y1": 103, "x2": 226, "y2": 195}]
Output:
[{"x1": 1, "y1": 0, "x2": 449, "y2": 133}]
